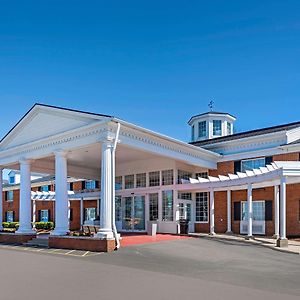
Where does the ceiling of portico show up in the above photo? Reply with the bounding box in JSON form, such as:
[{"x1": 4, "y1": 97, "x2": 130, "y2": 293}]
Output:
[{"x1": 9, "y1": 143, "x2": 173, "y2": 180}]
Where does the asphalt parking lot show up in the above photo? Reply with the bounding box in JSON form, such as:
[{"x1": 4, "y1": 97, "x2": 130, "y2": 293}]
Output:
[{"x1": 0, "y1": 237, "x2": 300, "y2": 300}]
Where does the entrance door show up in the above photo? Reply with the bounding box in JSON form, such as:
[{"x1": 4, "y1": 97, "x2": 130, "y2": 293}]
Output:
[
  {"x1": 240, "y1": 201, "x2": 265, "y2": 235},
  {"x1": 178, "y1": 202, "x2": 193, "y2": 232},
  {"x1": 122, "y1": 196, "x2": 145, "y2": 231}
]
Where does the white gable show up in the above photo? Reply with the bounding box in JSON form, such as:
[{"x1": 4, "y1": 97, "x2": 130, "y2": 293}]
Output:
[{"x1": 0, "y1": 104, "x2": 110, "y2": 150}]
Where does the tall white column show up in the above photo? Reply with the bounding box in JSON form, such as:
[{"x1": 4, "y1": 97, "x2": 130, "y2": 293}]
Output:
[
  {"x1": 17, "y1": 159, "x2": 35, "y2": 234},
  {"x1": 279, "y1": 177, "x2": 287, "y2": 240},
  {"x1": 51, "y1": 151, "x2": 69, "y2": 236},
  {"x1": 226, "y1": 190, "x2": 232, "y2": 233},
  {"x1": 96, "y1": 141, "x2": 114, "y2": 239},
  {"x1": 247, "y1": 184, "x2": 253, "y2": 238},
  {"x1": 209, "y1": 189, "x2": 215, "y2": 235},
  {"x1": 274, "y1": 185, "x2": 280, "y2": 239},
  {"x1": 0, "y1": 168, "x2": 3, "y2": 230},
  {"x1": 32, "y1": 200, "x2": 36, "y2": 229},
  {"x1": 80, "y1": 197, "x2": 84, "y2": 228}
]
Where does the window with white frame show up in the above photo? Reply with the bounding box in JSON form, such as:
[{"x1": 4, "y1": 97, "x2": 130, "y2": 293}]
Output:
[
  {"x1": 6, "y1": 191, "x2": 13, "y2": 201},
  {"x1": 227, "y1": 122, "x2": 232, "y2": 135},
  {"x1": 149, "y1": 193, "x2": 159, "y2": 221},
  {"x1": 6, "y1": 211, "x2": 14, "y2": 222},
  {"x1": 115, "y1": 196, "x2": 122, "y2": 221},
  {"x1": 178, "y1": 192, "x2": 192, "y2": 200},
  {"x1": 9, "y1": 176, "x2": 15, "y2": 184},
  {"x1": 195, "y1": 172, "x2": 208, "y2": 179},
  {"x1": 241, "y1": 201, "x2": 265, "y2": 221},
  {"x1": 213, "y1": 120, "x2": 222, "y2": 136},
  {"x1": 115, "y1": 176, "x2": 122, "y2": 190},
  {"x1": 85, "y1": 207, "x2": 96, "y2": 221},
  {"x1": 162, "y1": 190, "x2": 173, "y2": 221},
  {"x1": 85, "y1": 180, "x2": 97, "y2": 190},
  {"x1": 198, "y1": 121, "x2": 207, "y2": 138},
  {"x1": 124, "y1": 175, "x2": 134, "y2": 189},
  {"x1": 39, "y1": 185, "x2": 49, "y2": 192},
  {"x1": 162, "y1": 169, "x2": 173, "y2": 186},
  {"x1": 40, "y1": 210, "x2": 49, "y2": 222},
  {"x1": 195, "y1": 192, "x2": 208, "y2": 222},
  {"x1": 191, "y1": 125, "x2": 195, "y2": 141},
  {"x1": 241, "y1": 158, "x2": 265, "y2": 172},
  {"x1": 136, "y1": 173, "x2": 146, "y2": 188},
  {"x1": 177, "y1": 170, "x2": 192, "y2": 184},
  {"x1": 149, "y1": 171, "x2": 160, "y2": 187}
]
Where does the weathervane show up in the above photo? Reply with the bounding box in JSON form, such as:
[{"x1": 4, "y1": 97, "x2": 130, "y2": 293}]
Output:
[{"x1": 208, "y1": 100, "x2": 214, "y2": 111}]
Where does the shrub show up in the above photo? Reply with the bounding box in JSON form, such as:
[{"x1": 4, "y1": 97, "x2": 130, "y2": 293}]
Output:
[
  {"x1": 2, "y1": 222, "x2": 19, "y2": 229},
  {"x1": 34, "y1": 222, "x2": 54, "y2": 230}
]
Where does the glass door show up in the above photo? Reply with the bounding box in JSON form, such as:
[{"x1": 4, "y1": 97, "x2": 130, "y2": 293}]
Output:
[{"x1": 122, "y1": 196, "x2": 145, "y2": 231}]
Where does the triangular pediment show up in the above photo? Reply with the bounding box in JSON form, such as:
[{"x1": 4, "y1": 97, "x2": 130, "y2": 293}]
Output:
[{"x1": 0, "y1": 104, "x2": 111, "y2": 150}]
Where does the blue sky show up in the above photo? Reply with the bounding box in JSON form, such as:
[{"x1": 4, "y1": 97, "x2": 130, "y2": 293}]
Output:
[{"x1": 0, "y1": 0, "x2": 299, "y2": 142}]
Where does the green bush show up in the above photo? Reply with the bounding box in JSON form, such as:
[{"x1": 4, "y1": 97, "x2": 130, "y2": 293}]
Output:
[
  {"x1": 2, "y1": 222, "x2": 19, "y2": 229},
  {"x1": 34, "y1": 222, "x2": 54, "y2": 230}
]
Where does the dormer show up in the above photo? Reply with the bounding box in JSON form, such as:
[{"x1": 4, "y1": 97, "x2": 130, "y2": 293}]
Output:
[{"x1": 188, "y1": 111, "x2": 236, "y2": 142}]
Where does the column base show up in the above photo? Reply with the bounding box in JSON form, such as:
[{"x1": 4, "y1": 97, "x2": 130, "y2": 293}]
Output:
[
  {"x1": 245, "y1": 235, "x2": 254, "y2": 240},
  {"x1": 17, "y1": 227, "x2": 36, "y2": 235},
  {"x1": 226, "y1": 230, "x2": 233, "y2": 235},
  {"x1": 95, "y1": 231, "x2": 115, "y2": 240},
  {"x1": 51, "y1": 228, "x2": 69, "y2": 236},
  {"x1": 209, "y1": 232, "x2": 216, "y2": 236},
  {"x1": 273, "y1": 234, "x2": 280, "y2": 239},
  {"x1": 276, "y1": 238, "x2": 288, "y2": 248}
]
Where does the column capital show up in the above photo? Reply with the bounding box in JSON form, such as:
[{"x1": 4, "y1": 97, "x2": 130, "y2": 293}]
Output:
[
  {"x1": 19, "y1": 158, "x2": 34, "y2": 165},
  {"x1": 53, "y1": 149, "x2": 68, "y2": 158}
]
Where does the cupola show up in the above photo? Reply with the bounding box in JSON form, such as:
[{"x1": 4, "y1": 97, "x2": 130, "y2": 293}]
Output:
[{"x1": 188, "y1": 111, "x2": 236, "y2": 142}]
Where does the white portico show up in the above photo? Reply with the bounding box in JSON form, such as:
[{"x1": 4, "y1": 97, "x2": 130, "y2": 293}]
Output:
[{"x1": 0, "y1": 104, "x2": 218, "y2": 245}]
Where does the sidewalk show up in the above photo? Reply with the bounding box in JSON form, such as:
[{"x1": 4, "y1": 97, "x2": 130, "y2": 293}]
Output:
[{"x1": 189, "y1": 233, "x2": 300, "y2": 255}]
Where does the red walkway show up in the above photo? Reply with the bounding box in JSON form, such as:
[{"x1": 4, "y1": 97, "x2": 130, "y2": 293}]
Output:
[{"x1": 120, "y1": 234, "x2": 190, "y2": 247}]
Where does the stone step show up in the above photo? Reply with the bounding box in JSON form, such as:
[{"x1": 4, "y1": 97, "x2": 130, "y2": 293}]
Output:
[{"x1": 24, "y1": 238, "x2": 49, "y2": 248}]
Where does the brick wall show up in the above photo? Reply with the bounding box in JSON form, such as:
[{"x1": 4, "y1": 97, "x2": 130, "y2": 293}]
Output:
[{"x1": 198, "y1": 152, "x2": 300, "y2": 237}]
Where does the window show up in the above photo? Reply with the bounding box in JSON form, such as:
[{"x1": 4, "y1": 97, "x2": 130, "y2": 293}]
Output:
[
  {"x1": 9, "y1": 176, "x2": 15, "y2": 184},
  {"x1": 85, "y1": 180, "x2": 97, "y2": 190},
  {"x1": 6, "y1": 211, "x2": 14, "y2": 222},
  {"x1": 67, "y1": 182, "x2": 74, "y2": 191},
  {"x1": 162, "y1": 191, "x2": 173, "y2": 221},
  {"x1": 191, "y1": 125, "x2": 195, "y2": 141},
  {"x1": 241, "y1": 201, "x2": 265, "y2": 221},
  {"x1": 195, "y1": 172, "x2": 208, "y2": 179},
  {"x1": 136, "y1": 173, "x2": 146, "y2": 188},
  {"x1": 162, "y1": 169, "x2": 173, "y2": 185},
  {"x1": 85, "y1": 207, "x2": 96, "y2": 221},
  {"x1": 125, "y1": 175, "x2": 134, "y2": 189},
  {"x1": 149, "y1": 193, "x2": 159, "y2": 221},
  {"x1": 227, "y1": 122, "x2": 232, "y2": 135},
  {"x1": 241, "y1": 158, "x2": 265, "y2": 172},
  {"x1": 213, "y1": 120, "x2": 222, "y2": 136},
  {"x1": 178, "y1": 192, "x2": 192, "y2": 200},
  {"x1": 115, "y1": 196, "x2": 122, "y2": 222},
  {"x1": 198, "y1": 121, "x2": 207, "y2": 138},
  {"x1": 196, "y1": 192, "x2": 208, "y2": 222},
  {"x1": 115, "y1": 176, "x2": 123, "y2": 190},
  {"x1": 6, "y1": 191, "x2": 13, "y2": 201},
  {"x1": 149, "y1": 171, "x2": 160, "y2": 187},
  {"x1": 177, "y1": 170, "x2": 192, "y2": 184},
  {"x1": 39, "y1": 185, "x2": 49, "y2": 192},
  {"x1": 40, "y1": 210, "x2": 49, "y2": 222}
]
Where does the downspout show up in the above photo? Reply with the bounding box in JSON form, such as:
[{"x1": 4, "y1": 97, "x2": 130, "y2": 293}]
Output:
[{"x1": 111, "y1": 122, "x2": 121, "y2": 249}]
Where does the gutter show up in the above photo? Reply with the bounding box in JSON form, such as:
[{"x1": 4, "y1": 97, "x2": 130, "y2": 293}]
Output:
[{"x1": 111, "y1": 121, "x2": 121, "y2": 249}]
